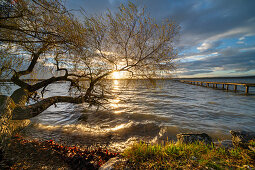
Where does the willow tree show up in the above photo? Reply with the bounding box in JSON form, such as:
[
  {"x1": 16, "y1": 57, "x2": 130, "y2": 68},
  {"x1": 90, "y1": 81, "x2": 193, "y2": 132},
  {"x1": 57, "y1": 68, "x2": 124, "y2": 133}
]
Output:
[{"x1": 0, "y1": 0, "x2": 179, "y2": 140}]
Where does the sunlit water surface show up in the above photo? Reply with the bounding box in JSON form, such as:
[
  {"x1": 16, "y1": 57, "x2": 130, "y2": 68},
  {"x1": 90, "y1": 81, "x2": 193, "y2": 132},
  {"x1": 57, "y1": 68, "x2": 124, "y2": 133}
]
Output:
[{"x1": 1, "y1": 78, "x2": 255, "y2": 151}]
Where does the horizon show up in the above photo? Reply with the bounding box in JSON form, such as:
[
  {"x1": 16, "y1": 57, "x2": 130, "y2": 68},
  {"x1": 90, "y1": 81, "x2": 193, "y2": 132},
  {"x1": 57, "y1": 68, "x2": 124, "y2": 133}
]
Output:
[{"x1": 1, "y1": 75, "x2": 255, "y2": 82}]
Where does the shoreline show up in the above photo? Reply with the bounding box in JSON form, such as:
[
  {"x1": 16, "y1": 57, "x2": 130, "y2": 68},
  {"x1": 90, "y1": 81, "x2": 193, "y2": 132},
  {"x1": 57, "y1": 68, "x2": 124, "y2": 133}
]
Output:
[{"x1": 1, "y1": 130, "x2": 254, "y2": 169}]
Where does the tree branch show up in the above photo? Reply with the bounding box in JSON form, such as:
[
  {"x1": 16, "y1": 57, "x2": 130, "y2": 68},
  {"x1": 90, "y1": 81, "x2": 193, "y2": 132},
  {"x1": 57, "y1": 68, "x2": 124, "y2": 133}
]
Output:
[
  {"x1": 0, "y1": 14, "x2": 23, "y2": 20},
  {"x1": 12, "y1": 95, "x2": 88, "y2": 120},
  {"x1": 10, "y1": 44, "x2": 49, "y2": 89},
  {"x1": 29, "y1": 75, "x2": 70, "y2": 92}
]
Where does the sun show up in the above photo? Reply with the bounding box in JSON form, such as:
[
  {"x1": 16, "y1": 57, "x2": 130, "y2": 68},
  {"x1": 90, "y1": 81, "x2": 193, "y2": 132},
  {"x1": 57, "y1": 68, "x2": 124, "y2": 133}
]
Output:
[{"x1": 112, "y1": 71, "x2": 121, "y2": 79}]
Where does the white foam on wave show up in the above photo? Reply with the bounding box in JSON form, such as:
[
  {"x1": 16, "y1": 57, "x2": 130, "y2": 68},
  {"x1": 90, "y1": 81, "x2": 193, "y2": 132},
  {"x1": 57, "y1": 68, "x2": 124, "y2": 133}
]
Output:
[{"x1": 35, "y1": 121, "x2": 135, "y2": 135}]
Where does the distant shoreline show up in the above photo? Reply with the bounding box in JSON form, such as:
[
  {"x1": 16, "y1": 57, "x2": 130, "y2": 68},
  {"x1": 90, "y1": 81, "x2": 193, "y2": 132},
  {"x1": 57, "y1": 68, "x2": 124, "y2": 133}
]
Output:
[
  {"x1": 176, "y1": 75, "x2": 255, "y2": 80},
  {"x1": 1, "y1": 75, "x2": 255, "y2": 82}
]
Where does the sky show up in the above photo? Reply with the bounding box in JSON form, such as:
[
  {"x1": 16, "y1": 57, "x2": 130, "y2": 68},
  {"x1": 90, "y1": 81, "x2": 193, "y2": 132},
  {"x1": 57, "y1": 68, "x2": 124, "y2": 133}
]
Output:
[{"x1": 65, "y1": 0, "x2": 255, "y2": 78}]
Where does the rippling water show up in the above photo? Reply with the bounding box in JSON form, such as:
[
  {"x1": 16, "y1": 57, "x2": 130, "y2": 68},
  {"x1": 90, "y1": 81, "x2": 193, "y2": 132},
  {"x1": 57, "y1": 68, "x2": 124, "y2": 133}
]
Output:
[{"x1": 2, "y1": 78, "x2": 255, "y2": 151}]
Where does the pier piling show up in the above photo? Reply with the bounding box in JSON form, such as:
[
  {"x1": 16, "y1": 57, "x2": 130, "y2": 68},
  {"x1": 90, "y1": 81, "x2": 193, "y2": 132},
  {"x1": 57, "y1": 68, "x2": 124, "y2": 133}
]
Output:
[
  {"x1": 179, "y1": 80, "x2": 255, "y2": 94},
  {"x1": 245, "y1": 86, "x2": 249, "y2": 94},
  {"x1": 226, "y1": 85, "x2": 229, "y2": 91}
]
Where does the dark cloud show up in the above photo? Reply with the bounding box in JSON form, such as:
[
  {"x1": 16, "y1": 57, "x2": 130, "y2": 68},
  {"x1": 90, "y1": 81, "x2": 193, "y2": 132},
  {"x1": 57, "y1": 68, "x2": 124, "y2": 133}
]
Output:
[
  {"x1": 180, "y1": 48, "x2": 255, "y2": 75},
  {"x1": 181, "y1": 70, "x2": 213, "y2": 76},
  {"x1": 65, "y1": 0, "x2": 123, "y2": 15},
  {"x1": 68, "y1": 0, "x2": 255, "y2": 42}
]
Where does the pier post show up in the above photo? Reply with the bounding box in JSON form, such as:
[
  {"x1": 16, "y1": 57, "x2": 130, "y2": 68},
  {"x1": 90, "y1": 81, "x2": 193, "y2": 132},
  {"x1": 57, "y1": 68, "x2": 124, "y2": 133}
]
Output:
[
  {"x1": 234, "y1": 85, "x2": 237, "y2": 92},
  {"x1": 179, "y1": 80, "x2": 255, "y2": 95},
  {"x1": 245, "y1": 86, "x2": 249, "y2": 94}
]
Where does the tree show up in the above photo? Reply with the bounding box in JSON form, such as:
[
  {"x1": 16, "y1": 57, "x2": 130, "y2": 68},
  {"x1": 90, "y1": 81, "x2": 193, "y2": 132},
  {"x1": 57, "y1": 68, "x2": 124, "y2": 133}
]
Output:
[{"x1": 0, "y1": 0, "x2": 179, "y2": 141}]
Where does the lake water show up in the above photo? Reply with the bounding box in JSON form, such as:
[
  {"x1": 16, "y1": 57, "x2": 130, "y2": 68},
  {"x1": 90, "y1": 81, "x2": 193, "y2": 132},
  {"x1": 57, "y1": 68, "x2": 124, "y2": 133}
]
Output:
[{"x1": 1, "y1": 78, "x2": 255, "y2": 151}]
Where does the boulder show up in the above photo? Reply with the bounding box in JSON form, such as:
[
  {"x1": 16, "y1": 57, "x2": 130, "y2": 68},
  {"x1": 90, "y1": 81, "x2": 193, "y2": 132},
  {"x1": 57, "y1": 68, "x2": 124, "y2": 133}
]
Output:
[
  {"x1": 177, "y1": 133, "x2": 212, "y2": 145},
  {"x1": 230, "y1": 130, "x2": 255, "y2": 148}
]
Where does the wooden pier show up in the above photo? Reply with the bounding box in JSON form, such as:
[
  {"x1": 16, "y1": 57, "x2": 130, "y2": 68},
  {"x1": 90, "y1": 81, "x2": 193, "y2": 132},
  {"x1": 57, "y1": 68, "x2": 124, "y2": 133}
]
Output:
[{"x1": 179, "y1": 80, "x2": 255, "y2": 94}]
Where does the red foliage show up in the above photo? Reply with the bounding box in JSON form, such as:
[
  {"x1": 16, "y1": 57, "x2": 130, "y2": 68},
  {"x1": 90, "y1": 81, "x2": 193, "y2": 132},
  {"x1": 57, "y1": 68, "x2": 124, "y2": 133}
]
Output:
[{"x1": 11, "y1": 135, "x2": 119, "y2": 169}]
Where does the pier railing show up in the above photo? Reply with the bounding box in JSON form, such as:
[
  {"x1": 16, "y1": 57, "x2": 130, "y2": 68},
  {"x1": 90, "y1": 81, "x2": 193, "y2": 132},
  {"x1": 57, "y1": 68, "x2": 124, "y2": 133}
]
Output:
[{"x1": 179, "y1": 80, "x2": 255, "y2": 94}]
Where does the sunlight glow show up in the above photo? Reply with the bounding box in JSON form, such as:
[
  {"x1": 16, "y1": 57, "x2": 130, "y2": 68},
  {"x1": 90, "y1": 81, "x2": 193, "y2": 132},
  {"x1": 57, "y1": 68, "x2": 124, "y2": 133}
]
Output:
[{"x1": 112, "y1": 71, "x2": 121, "y2": 79}]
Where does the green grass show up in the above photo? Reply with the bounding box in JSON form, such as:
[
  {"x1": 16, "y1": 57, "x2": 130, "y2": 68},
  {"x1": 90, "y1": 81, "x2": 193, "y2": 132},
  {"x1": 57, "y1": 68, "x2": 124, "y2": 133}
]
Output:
[{"x1": 122, "y1": 141, "x2": 255, "y2": 169}]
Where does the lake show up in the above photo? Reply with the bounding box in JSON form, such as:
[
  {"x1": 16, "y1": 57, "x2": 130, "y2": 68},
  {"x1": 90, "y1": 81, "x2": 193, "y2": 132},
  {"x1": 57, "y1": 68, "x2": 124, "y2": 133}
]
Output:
[{"x1": 1, "y1": 78, "x2": 255, "y2": 151}]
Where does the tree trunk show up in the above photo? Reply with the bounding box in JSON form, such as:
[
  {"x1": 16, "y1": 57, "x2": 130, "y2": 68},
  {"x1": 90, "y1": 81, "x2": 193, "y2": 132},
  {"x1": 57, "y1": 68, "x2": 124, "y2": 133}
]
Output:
[
  {"x1": 0, "y1": 93, "x2": 30, "y2": 146},
  {"x1": 0, "y1": 88, "x2": 34, "y2": 142}
]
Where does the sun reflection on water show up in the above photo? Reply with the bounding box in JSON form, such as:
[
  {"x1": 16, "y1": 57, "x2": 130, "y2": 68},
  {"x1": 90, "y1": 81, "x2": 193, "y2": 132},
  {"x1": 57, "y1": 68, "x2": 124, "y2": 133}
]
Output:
[
  {"x1": 113, "y1": 80, "x2": 119, "y2": 86},
  {"x1": 110, "y1": 98, "x2": 120, "y2": 109},
  {"x1": 110, "y1": 79, "x2": 122, "y2": 113}
]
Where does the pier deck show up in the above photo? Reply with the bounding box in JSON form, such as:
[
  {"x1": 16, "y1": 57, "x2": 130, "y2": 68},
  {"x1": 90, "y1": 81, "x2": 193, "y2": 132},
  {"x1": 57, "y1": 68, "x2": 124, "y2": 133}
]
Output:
[{"x1": 179, "y1": 80, "x2": 255, "y2": 94}]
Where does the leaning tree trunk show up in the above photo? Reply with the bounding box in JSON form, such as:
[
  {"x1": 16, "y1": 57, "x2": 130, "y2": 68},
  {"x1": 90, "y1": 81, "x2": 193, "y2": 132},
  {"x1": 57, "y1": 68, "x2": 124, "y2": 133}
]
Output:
[
  {"x1": 0, "y1": 85, "x2": 91, "y2": 146},
  {"x1": 0, "y1": 88, "x2": 31, "y2": 147}
]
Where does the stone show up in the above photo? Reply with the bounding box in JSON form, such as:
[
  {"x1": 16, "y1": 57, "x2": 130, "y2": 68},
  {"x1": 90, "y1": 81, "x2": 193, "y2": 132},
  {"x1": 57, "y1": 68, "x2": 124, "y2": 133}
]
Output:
[
  {"x1": 99, "y1": 156, "x2": 127, "y2": 170},
  {"x1": 230, "y1": 130, "x2": 255, "y2": 148},
  {"x1": 248, "y1": 146, "x2": 255, "y2": 152},
  {"x1": 213, "y1": 140, "x2": 233, "y2": 148},
  {"x1": 176, "y1": 133, "x2": 212, "y2": 145}
]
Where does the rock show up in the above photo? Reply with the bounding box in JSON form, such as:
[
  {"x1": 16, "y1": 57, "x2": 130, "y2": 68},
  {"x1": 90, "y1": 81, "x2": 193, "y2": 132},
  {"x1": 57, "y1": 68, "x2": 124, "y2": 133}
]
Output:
[
  {"x1": 99, "y1": 156, "x2": 127, "y2": 170},
  {"x1": 230, "y1": 130, "x2": 255, "y2": 148},
  {"x1": 176, "y1": 133, "x2": 212, "y2": 145},
  {"x1": 99, "y1": 157, "x2": 119, "y2": 170},
  {"x1": 242, "y1": 165, "x2": 252, "y2": 170},
  {"x1": 248, "y1": 145, "x2": 255, "y2": 152},
  {"x1": 213, "y1": 140, "x2": 233, "y2": 149},
  {"x1": 78, "y1": 114, "x2": 88, "y2": 122}
]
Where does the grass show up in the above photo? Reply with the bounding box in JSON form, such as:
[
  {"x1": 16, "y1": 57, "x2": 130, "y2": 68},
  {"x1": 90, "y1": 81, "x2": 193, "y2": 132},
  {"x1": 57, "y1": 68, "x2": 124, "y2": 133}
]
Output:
[{"x1": 122, "y1": 141, "x2": 255, "y2": 169}]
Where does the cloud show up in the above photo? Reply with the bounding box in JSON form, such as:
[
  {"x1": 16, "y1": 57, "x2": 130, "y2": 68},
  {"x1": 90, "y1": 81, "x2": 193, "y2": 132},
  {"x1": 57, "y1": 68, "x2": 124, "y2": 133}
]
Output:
[
  {"x1": 239, "y1": 36, "x2": 245, "y2": 41},
  {"x1": 179, "y1": 48, "x2": 255, "y2": 77},
  {"x1": 219, "y1": 47, "x2": 239, "y2": 56},
  {"x1": 197, "y1": 41, "x2": 222, "y2": 52},
  {"x1": 181, "y1": 70, "x2": 213, "y2": 76}
]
